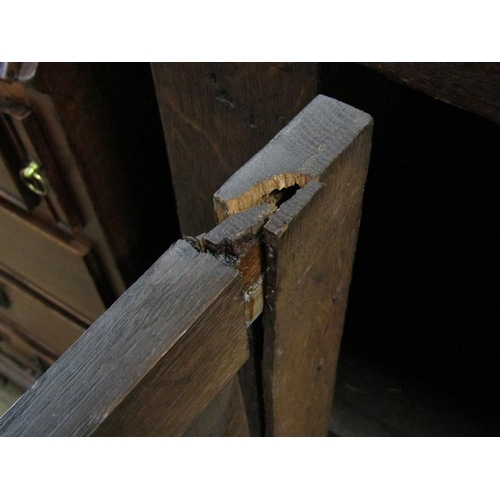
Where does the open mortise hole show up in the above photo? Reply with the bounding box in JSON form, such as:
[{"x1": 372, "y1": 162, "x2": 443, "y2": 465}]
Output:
[
  {"x1": 217, "y1": 173, "x2": 312, "y2": 221},
  {"x1": 265, "y1": 184, "x2": 301, "y2": 208}
]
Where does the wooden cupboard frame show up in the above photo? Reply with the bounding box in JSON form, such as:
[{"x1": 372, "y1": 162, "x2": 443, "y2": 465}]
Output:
[{"x1": 0, "y1": 94, "x2": 372, "y2": 436}]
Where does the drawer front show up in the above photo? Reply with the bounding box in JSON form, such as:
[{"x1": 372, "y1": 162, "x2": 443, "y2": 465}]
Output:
[
  {"x1": 0, "y1": 272, "x2": 86, "y2": 357},
  {"x1": 0, "y1": 201, "x2": 107, "y2": 321}
]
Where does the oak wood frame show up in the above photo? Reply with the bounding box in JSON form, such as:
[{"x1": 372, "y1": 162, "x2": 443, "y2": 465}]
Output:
[{"x1": 0, "y1": 94, "x2": 372, "y2": 437}]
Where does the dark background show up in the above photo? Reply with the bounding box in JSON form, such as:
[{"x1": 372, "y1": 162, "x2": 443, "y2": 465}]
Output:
[
  {"x1": 319, "y1": 63, "x2": 500, "y2": 435},
  {"x1": 139, "y1": 62, "x2": 500, "y2": 435}
]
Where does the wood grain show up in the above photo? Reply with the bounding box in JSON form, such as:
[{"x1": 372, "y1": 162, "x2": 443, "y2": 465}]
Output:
[
  {"x1": 363, "y1": 63, "x2": 500, "y2": 124},
  {"x1": 0, "y1": 240, "x2": 248, "y2": 436},
  {"x1": 216, "y1": 95, "x2": 373, "y2": 435},
  {"x1": 151, "y1": 62, "x2": 318, "y2": 235}
]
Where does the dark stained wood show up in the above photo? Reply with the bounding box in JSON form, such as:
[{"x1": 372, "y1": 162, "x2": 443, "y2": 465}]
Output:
[
  {"x1": 0, "y1": 149, "x2": 27, "y2": 208},
  {"x1": 235, "y1": 319, "x2": 266, "y2": 437},
  {"x1": 203, "y1": 203, "x2": 277, "y2": 252},
  {"x1": 0, "y1": 69, "x2": 129, "y2": 300},
  {"x1": 198, "y1": 205, "x2": 277, "y2": 437},
  {"x1": 223, "y1": 376, "x2": 250, "y2": 437},
  {"x1": 0, "y1": 263, "x2": 92, "y2": 328},
  {"x1": 0, "y1": 63, "x2": 177, "y2": 383},
  {"x1": 0, "y1": 240, "x2": 248, "y2": 436},
  {"x1": 151, "y1": 62, "x2": 318, "y2": 235},
  {"x1": 215, "y1": 95, "x2": 373, "y2": 436},
  {"x1": 363, "y1": 63, "x2": 500, "y2": 124},
  {"x1": 22, "y1": 87, "x2": 127, "y2": 296},
  {"x1": 182, "y1": 376, "x2": 249, "y2": 437},
  {"x1": 0, "y1": 114, "x2": 40, "y2": 211},
  {"x1": 0, "y1": 80, "x2": 84, "y2": 228},
  {"x1": 201, "y1": 203, "x2": 277, "y2": 324},
  {"x1": 214, "y1": 94, "x2": 371, "y2": 221},
  {"x1": 30, "y1": 63, "x2": 178, "y2": 287},
  {"x1": 0, "y1": 111, "x2": 68, "y2": 228},
  {"x1": 0, "y1": 335, "x2": 44, "y2": 379},
  {"x1": 20, "y1": 111, "x2": 84, "y2": 229},
  {"x1": 182, "y1": 378, "x2": 235, "y2": 437}
]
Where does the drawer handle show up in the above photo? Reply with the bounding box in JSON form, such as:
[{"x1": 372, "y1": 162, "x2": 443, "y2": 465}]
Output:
[{"x1": 20, "y1": 161, "x2": 49, "y2": 196}]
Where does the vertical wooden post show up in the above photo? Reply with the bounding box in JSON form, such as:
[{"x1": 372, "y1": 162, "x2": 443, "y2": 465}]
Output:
[
  {"x1": 151, "y1": 62, "x2": 318, "y2": 235},
  {"x1": 214, "y1": 95, "x2": 373, "y2": 435}
]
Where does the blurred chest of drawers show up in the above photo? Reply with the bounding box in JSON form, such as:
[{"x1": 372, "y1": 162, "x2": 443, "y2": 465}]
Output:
[{"x1": 0, "y1": 63, "x2": 176, "y2": 388}]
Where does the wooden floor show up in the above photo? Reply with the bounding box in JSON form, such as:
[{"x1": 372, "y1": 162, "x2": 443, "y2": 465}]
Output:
[{"x1": 0, "y1": 378, "x2": 24, "y2": 418}]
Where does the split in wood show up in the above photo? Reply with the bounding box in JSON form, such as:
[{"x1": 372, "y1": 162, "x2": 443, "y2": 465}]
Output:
[
  {"x1": 185, "y1": 203, "x2": 277, "y2": 326},
  {"x1": 213, "y1": 95, "x2": 373, "y2": 436},
  {"x1": 0, "y1": 94, "x2": 373, "y2": 437}
]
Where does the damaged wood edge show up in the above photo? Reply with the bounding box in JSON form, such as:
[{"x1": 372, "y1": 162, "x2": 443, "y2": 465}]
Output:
[
  {"x1": 184, "y1": 203, "x2": 277, "y2": 326},
  {"x1": 193, "y1": 94, "x2": 372, "y2": 327},
  {"x1": 214, "y1": 173, "x2": 312, "y2": 223},
  {"x1": 213, "y1": 95, "x2": 373, "y2": 224},
  {"x1": 213, "y1": 94, "x2": 373, "y2": 436},
  {"x1": 209, "y1": 94, "x2": 373, "y2": 330}
]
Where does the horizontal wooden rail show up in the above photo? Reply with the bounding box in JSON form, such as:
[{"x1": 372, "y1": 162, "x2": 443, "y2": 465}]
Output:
[{"x1": 0, "y1": 241, "x2": 249, "y2": 436}]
